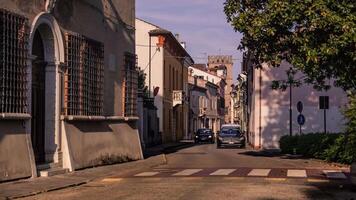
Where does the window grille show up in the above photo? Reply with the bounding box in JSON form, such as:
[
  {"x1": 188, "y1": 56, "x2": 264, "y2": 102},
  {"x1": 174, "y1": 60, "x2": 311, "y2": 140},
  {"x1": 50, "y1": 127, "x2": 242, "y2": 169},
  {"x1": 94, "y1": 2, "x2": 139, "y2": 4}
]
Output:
[
  {"x1": 64, "y1": 32, "x2": 104, "y2": 116},
  {"x1": 123, "y1": 53, "x2": 138, "y2": 117},
  {"x1": 0, "y1": 9, "x2": 29, "y2": 114}
]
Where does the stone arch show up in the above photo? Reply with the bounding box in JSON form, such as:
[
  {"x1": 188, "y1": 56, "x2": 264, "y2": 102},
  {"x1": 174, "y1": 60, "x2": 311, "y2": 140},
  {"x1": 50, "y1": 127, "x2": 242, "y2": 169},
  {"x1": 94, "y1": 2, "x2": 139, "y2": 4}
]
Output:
[
  {"x1": 29, "y1": 12, "x2": 65, "y2": 64},
  {"x1": 27, "y1": 13, "x2": 65, "y2": 166}
]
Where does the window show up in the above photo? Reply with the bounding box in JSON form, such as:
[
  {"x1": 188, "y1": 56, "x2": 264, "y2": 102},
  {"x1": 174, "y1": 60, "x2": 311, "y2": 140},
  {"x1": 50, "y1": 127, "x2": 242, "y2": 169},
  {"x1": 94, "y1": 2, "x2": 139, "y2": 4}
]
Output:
[
  {"x1": 64, "y1": 32, "x2": 104, "y2": 116},
  {"x1": 0, "y1": 9, "x2": 29, "y2": 114},
  {"x1": 123, "y1": 52, "x2": 138, "y2": 117}
]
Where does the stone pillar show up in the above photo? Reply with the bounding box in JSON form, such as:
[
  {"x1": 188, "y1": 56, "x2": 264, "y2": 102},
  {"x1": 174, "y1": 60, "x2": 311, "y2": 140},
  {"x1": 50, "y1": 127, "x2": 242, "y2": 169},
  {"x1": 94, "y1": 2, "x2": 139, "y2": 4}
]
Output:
[{"x1": 44, "y1": 62, "x2": 59, "y2": 163}]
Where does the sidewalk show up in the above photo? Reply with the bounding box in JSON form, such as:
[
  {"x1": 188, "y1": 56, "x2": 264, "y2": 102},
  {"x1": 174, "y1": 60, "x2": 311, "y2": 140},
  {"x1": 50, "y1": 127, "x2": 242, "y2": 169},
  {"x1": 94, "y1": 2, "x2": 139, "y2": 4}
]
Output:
[{"x1": 0, "y1": 154, "x2": 166, "y2": 200}]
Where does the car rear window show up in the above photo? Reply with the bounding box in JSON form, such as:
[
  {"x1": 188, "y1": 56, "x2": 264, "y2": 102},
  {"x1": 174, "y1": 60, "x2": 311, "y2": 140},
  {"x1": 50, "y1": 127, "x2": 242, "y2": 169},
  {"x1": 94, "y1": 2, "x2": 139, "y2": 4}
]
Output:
[{"x1": 220, "y1": 129, "x2": 241, "y2": 136}]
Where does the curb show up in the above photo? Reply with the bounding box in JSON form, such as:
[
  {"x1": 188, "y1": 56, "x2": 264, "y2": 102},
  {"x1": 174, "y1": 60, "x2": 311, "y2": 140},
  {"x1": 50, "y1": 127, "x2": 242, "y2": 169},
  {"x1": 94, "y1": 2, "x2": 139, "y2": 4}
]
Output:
[
  {"x1": 0, "y1": 154, "x2": 167, "y2": 199},
  {"x1": 7, "y1": 181, "x2": 89, "y2": 200}
]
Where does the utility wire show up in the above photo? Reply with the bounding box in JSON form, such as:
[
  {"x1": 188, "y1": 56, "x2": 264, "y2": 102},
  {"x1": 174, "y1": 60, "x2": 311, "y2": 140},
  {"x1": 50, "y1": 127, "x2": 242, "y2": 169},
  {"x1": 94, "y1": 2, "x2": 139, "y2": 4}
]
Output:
[
  {"x1": 141, "y1": 49, "x2": 159, "y2": 71},
  {"x1": 136, "y1": 44, "x2": 242, "y2": 61}
]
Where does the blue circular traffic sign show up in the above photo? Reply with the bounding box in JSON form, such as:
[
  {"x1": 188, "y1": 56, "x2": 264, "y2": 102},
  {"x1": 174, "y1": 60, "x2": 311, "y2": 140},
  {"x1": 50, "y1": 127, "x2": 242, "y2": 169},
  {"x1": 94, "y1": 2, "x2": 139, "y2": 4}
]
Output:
[{"x1": 297, "y1": 114, "x2": 305, "y2": 125}]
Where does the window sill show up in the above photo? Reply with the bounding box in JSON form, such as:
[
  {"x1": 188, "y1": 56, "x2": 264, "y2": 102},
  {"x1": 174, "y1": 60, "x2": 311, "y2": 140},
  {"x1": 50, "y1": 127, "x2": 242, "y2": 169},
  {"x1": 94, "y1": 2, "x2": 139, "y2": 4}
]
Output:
[
  {"x1": 0, "y1": 113, "x2": 31, "y2": 120},
  {"x1": 62, "y1": 115, "x2": 139, "y2": 122}
]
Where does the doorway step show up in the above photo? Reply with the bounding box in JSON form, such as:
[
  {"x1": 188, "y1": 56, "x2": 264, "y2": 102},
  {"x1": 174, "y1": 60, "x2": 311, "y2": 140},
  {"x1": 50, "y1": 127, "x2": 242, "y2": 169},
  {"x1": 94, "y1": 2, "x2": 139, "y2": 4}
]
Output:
[{"x1": 37, "y1": 153, "x2": 69, "y2": 177}]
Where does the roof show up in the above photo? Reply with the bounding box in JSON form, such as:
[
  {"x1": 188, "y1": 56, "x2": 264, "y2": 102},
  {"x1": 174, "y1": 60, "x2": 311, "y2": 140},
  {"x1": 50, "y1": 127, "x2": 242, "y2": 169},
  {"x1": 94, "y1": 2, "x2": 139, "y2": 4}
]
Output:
[
  {"x1": 149, "y1": 28, "x2": 194, "y2": 65},
  {"x1": 136, "y1": 18, "x2": 161, "y2": 29},
  {"x1": 192, "y1": 64, "x2": 207, "y2": 71}
]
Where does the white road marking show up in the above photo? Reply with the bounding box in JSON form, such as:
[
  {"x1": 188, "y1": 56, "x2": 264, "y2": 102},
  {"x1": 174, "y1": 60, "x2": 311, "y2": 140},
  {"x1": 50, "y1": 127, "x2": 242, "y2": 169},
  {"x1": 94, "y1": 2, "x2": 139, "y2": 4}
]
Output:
[
  {"x1": 323, "y1": 170, "x2": 347, "y2": 179},
  {"x1": 287, "y1": 170, "x2": 307, "y2": 178},
  {"x1": 210, "y1": 169, "x2": 236, "y2": 176},
  {"x1": 134, "y1": 172, "x2": 160, "y2": 177},
  {"x1": 248, "y1": 169, "x2": 271, "y2": 177},
  {"x1": 173, "y1": 169, "x2": 202, "y2": 176}
]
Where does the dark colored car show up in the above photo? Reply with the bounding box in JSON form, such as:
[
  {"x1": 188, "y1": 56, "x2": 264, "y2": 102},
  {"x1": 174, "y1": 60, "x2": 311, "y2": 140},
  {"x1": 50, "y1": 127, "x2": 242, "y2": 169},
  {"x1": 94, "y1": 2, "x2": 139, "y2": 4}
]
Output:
[
  {"x1": 194, "y1": 129, "x2": 214, "y2": 144},
  {"x1": 216, "y1": 128, "x2": 245, "y2": 148}
]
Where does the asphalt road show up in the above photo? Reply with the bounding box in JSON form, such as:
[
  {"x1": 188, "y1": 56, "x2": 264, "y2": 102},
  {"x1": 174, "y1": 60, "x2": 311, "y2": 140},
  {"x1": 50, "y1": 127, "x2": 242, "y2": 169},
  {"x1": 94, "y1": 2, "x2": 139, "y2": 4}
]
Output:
[{"x1": 22, "y1": 144, "x2": 356, "y2": 200}]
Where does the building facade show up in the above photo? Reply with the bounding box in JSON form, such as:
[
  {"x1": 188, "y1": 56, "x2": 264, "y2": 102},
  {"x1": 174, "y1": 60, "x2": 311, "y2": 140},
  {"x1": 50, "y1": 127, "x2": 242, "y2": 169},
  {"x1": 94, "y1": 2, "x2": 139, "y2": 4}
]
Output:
[
  {"x1": 207, "y1": 55, "x2": 234, "y2": 124},
  {"x1": 0, "y1": 0, "x2": 143, "y2": 182},
  {"x1": 243, "y1": 54, "x2": 348, "y2": 149},
  {"x1": 188, "y1": 65, "x2": 225, "y2": 136},
  {"x1": 135, "y1": 18, "x2": 194, "y2": 143}
]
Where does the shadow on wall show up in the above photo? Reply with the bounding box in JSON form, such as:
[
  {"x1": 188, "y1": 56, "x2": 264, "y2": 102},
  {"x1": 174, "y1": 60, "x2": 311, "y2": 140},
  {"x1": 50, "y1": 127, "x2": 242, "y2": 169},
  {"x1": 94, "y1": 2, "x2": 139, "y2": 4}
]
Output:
[
  {"x1": 259, "y1": 62, "x2": 346, "y2": 149},
  {"x1": 53, "y1": 0, "x2": 135, "y2": 116}
]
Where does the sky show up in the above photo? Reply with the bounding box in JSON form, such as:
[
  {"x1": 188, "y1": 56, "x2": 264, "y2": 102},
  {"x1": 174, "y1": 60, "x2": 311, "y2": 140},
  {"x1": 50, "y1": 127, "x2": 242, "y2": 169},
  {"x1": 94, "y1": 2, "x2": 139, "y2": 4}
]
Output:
[{"x1": 136, "y1": 0, "x2": 244, "y2": 81}]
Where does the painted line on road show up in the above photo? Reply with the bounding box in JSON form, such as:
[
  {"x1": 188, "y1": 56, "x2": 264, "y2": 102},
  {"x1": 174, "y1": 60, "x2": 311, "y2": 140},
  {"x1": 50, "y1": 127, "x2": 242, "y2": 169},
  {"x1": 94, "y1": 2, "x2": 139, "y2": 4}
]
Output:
[
  {"x1": 224, "y1": 177, "x2": 245, "y2": 181},
  {"x1": 173, "y1": 169, "x2": 203, "y2": 176},
  {"x1": 287, "y1": 170, "x2": 307, "y2": 178},
  {"x1": 265, "y1": 178, "x2": 286, "y2": 182},
  {"x1": 181, "y1": 177, "x2": 204, "y2": 181},
  {"x1": 248, "y1": 169, "x2": 271, "y2": 177},
  {"x1": 322, "y1": 170, "x2": 347, "y2": 179},
  {"x1": 307, "y1": 179, "x2": 330, "y2": 183},
  {"x1": 101, "y1": 178, "x2": 123, "y2": 183},
  {"x1": 134, "y1": 172, "x2": 160, "y2": 177},
  {"x1": 210, "y1": 169, "x2": 236, "y2": 176}
]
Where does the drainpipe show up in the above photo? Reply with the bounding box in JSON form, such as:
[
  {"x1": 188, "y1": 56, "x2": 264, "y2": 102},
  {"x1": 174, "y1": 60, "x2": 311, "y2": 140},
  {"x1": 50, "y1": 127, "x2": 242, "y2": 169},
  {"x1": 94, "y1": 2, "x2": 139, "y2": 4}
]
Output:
[{"x1": 259, "y1": 69, "x2": 262, "y2": 149}]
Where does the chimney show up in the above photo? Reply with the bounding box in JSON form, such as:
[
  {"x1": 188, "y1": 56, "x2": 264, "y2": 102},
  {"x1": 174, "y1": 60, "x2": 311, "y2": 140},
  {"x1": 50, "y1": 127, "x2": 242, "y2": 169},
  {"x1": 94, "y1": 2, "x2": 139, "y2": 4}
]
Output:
[{"x1": 175, "y1": 33, "x2": 180, "y2": 41}]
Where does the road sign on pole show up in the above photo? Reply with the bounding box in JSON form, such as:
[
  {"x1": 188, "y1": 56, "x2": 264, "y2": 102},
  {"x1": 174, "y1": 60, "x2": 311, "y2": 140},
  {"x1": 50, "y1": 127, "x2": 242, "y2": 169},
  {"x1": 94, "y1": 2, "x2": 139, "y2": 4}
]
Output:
[
  {"x1": 297, "y1": 101, "x2": 303, "y2": 113},
  {"x1": 297, "y1": 114, "x2": 305, "y2": 126}
]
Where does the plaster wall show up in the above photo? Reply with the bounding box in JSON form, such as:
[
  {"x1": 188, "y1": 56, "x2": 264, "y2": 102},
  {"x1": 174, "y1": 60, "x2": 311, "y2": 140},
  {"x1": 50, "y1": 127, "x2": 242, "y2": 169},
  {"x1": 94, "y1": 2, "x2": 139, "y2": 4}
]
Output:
[
  {"x1": 63, "y1": 121, "x2": 143, "y2": 170},
  {"x1": 0, "y1": 121, "x2": 32, "y2": 182},
  {"x1": 189, "y1": 66, "x2": 222, "y2": 85},
  {"x1": 250, "y1": 61, "x2": 348, "y2": 149},
  {"x1": 135, "y1": 18, "x2": 164, "y2": 132}
]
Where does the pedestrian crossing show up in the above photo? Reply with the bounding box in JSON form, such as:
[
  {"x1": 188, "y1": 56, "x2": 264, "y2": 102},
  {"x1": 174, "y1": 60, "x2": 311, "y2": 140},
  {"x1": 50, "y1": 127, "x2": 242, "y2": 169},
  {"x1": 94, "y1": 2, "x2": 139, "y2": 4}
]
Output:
[{"x1": 130, "y1": 168, "x2": 349, "y2": 180}]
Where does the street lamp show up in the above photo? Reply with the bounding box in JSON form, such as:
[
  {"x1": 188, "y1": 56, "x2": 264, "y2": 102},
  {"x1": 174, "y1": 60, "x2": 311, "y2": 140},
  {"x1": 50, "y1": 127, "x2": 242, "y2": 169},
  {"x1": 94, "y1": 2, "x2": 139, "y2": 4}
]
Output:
[{"x1": 271, "y1": 68, "x2": 301, "y2": 136}]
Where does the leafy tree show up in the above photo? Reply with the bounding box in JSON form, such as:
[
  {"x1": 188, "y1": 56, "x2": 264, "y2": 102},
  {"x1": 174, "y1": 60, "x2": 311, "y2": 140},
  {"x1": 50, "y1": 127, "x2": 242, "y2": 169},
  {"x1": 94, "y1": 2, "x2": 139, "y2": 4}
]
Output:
[
  {"x1": 224, "y1": 0, "x2": 355, "y2": 91},
  {"x1": 138, "y1": 69, "x2": 149, "y2": 98},
  {"x1": 224, "y1": 0, "x2": 356, "y2": 163}
]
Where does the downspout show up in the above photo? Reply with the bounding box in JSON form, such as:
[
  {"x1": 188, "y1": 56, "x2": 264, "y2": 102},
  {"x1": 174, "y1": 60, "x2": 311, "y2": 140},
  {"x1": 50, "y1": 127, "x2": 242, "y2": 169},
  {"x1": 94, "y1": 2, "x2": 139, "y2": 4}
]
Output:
[{"x1": 259, "y1": 69, "x2": 262, "y2": 149}]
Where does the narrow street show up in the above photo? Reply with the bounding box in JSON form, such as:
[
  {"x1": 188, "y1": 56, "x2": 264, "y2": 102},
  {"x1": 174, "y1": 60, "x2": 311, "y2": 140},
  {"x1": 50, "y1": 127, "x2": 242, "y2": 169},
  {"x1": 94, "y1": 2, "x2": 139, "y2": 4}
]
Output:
[{"x1": 21, "y1": 144, "x2": 355, "y2": 200}]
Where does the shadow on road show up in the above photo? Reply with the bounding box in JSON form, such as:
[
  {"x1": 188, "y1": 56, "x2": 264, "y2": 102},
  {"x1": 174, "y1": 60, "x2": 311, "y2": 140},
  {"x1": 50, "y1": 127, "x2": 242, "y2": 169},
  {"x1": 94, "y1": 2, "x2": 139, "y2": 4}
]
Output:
[
  {"x1": 143, "y1": 142, "x2": 197, "y2": 159},
  {"x1": 238, "y1": 149, "x2": 282, "y2": 158}
]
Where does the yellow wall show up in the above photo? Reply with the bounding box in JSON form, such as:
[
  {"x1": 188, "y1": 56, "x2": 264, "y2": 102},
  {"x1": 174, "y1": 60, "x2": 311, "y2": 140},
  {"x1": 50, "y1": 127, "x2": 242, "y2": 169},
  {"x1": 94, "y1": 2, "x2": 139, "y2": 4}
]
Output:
[{"x1": 162, "y1": 49, "x2": 188, "y2": 143}]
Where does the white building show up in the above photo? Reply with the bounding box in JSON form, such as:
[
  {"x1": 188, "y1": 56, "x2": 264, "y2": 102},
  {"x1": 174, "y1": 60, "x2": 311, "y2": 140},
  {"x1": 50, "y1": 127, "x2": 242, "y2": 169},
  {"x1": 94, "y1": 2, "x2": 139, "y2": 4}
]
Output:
[{"x1": 245, "y1": 59, "x2": 348, "y2": 149}]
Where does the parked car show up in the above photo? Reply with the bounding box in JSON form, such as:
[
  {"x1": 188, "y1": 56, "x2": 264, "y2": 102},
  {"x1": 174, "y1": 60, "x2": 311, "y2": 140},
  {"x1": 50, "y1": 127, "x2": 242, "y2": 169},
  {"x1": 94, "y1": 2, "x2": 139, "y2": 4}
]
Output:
[
  {"x1": 217, "y1": 126, "x2": 245, "y2": 148},
  {"x1": 194, "y1": 129, "x2": 214, "y2": 144}
]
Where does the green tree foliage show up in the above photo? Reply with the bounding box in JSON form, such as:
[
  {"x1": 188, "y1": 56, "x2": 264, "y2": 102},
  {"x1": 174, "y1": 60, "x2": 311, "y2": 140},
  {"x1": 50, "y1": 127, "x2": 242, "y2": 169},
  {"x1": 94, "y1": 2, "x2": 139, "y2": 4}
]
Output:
[
  {"x1": 138, "y1": 69, "x2": 149, "y2": 98},
  {"x1": 225, "y1": 1, "x2": 356, "y2": 163},
  {"x1": 224, "y1": 0, "x2": 356, "y2": 91}
]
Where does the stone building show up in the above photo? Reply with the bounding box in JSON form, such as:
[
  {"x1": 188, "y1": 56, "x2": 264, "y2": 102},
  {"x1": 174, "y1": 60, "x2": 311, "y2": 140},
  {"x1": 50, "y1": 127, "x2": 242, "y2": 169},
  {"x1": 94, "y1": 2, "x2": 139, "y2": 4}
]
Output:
[
  {"x1": 243, "y1": 53, "x2": 348, "y2": 149},
  {"x1": 135, "y1": 18, "x2": 194, "y2": 143},
  {"x1": 207, "y1": 55, "x2": 234, "y2": 124},
  {"x1": 0, "y1": 0, "x2": 142, "y2": 182}
]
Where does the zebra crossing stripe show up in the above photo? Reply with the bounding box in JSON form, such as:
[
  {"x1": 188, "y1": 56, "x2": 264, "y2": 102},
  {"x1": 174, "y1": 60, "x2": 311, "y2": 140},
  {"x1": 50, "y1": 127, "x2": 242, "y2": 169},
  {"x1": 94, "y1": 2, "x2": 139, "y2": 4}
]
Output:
[
  {"x1": 173, "y1": 169, "x2": 203, "y2": 176},
  {"x1": 134, "y1": 172, "x2": 160, "y2": 177},
  {"x1": 323, "y1": 170, "x2": 347, "y2": 179},
  {"x1": 287, "y1": 170, "x2": 307, "y2": 178},
  {"x1": 248, "y1": 169, "x2": 271, "y2": 177},
  {"x1": 210, "y1": 169, "x2": 236, "y2": 176}
]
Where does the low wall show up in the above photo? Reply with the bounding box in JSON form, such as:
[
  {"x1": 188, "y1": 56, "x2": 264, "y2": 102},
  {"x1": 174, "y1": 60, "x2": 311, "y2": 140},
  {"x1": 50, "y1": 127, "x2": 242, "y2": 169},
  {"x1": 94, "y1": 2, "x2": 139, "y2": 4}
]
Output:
[
  {"x1": 63, "y1": 120, "x2": 143, "y2": 170},
  {"x1": 0, "y1": 120, "x2": 32, "y2": 182}
]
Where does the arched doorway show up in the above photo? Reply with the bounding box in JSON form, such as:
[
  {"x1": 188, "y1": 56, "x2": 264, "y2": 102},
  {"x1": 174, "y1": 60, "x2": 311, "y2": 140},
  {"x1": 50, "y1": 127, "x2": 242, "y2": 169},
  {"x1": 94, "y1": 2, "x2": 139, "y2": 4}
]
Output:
[
  {"x1": 29, "y1": 13, "x2": 65, "y2": 166},
  {"x1": 31, "y1": 29, "x2": 47, "y2": 164}
]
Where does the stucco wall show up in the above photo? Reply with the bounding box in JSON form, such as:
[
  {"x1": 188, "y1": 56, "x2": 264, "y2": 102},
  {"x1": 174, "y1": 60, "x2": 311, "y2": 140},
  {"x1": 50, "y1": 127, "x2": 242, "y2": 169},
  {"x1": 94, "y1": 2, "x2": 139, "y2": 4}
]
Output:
[
  {"x1": 0, "y1": 121, "x2": 32, "y2": 182},
  {"x1": 63, "y1": 121, "x2": 143, "y2": 170},
  {"x1": 249, "y1": 61, "x2": 348, "y2": 149},
  {"x1": 136, "y1": 18, "x2": 164, "y2": 132}
]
